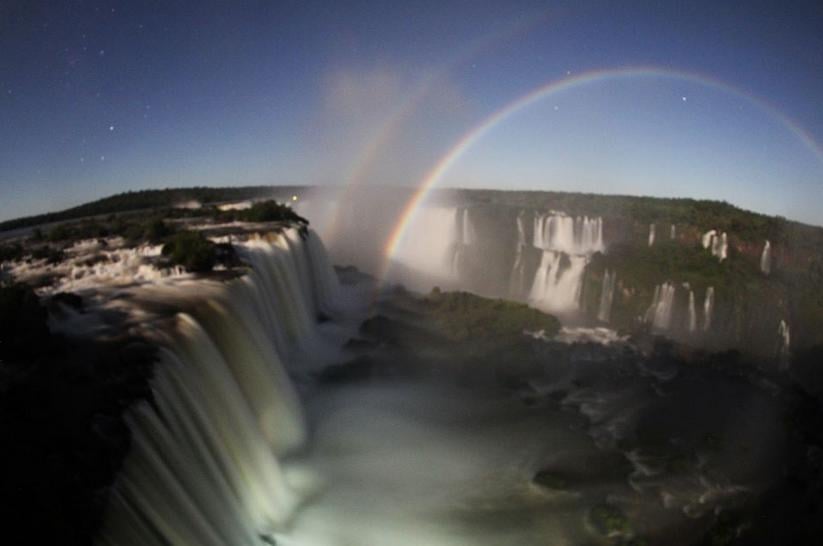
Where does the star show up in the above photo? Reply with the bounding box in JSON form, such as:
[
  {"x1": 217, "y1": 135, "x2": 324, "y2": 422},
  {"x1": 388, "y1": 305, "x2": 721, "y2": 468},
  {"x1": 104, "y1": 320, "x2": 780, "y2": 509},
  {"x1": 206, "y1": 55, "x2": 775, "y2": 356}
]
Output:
[
  {"x1": 109, "y1": 125, "x2": 115, "y2": 131},
  {"x1": 681, "y1": 96, "x2": 687, "y2": 102}
]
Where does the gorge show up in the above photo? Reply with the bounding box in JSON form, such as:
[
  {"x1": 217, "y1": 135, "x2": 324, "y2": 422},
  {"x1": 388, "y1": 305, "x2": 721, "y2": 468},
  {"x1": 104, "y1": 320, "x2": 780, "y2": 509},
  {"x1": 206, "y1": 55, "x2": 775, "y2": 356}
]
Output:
[{"x1": 2, "y1": 188, "x2": 823, "y2": 546}]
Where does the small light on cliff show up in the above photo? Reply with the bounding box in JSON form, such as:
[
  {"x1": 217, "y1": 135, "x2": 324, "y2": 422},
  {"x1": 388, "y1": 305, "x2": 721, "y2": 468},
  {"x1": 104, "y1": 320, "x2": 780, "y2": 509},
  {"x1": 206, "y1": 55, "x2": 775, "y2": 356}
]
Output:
[{"x1": 291, "y1": 195, "x2": 298, "y2": 202}]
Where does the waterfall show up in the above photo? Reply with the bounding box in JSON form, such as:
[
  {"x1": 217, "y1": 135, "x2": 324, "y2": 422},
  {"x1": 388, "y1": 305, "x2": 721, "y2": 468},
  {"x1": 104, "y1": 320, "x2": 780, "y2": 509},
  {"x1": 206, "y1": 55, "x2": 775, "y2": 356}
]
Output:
[
  {"x1": 597, "y1": 269, "x2": 616, "y2": 323},
  {"x1": 648, "y1": 223, "x2": 656, "y2": 247},
  {"x1": 98, "y1": 228, "x2": 339, "y2": 546},
  {"x1": 778, "y1": 319, "x2": 791, "y2": 364},
  {"x1": 454, "y1": 207, "x2": 475, "y2": 246},
  {"x1": 525, "y1": 211, "x2": 605, "y2": 313},
  {"x1": 701, "y1": 230, "x2": 716, "y2": 249},
  {"x1": 532, "y1": 212, "x2": 604, "y2": 254},
  {"x1": 509, "y1": 212, "x2": 529, "y2": 297},
  {"x1": 717, "y1": 232, "x2": 728, "y2": 261},
  {"x1": 528, "y1": 251, "x2": 588, "y2": 314},
  {"x1": 515, "y1": 210, "x2": 527, "y2": 246},
  {"x1": 760, "y1": 240, "x2": 771, "y2": 275},
  {"x1": 646, "y1": 282, "x2": 676, "y2": 330},
  {"x1": 702, "y1": 230, "x2": 728, "y2": 261},
  {"x1": 450, "y1": 207, "x2": 476, "y2": 276},
  {"x1": 688, "y1": 290, "x2": 697, "y2": 333},
  {"x1": 670, "y1": 224, "x2": 676, "y2": 240},
  {"x1": 703, "y1": 286, "x2": 715, "y2": 331}
]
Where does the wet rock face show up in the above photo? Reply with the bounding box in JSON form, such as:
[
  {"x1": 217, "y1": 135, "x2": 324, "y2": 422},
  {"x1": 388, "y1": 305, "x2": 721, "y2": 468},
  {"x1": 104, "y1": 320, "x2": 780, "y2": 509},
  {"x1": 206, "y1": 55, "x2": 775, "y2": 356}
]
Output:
[{"x1": 0, "y1": 332, "x2": 156, "y2": 546}]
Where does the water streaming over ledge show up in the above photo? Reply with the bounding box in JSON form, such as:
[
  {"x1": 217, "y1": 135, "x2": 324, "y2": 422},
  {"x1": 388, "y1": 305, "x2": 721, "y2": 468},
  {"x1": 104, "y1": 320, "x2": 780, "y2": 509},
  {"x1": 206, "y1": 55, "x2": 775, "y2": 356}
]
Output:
[{"x1": 97, "y1": 228, "x2": 341, "y2": 546}]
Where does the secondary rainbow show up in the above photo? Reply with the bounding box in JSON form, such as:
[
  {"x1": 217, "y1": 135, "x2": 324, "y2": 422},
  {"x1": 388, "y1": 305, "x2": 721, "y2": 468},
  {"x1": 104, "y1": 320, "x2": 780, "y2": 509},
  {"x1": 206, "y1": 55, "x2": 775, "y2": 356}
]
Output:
[{"x1": 380, "y1": 65, "x2": 823, "y2": 279}]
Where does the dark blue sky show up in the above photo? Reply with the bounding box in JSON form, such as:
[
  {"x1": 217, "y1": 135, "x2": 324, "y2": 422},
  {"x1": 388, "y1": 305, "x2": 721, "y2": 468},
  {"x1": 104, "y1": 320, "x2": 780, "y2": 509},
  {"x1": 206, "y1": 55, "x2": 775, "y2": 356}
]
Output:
[{"x1": 1, "y1": 1, "x2": 822, "y2": 223}]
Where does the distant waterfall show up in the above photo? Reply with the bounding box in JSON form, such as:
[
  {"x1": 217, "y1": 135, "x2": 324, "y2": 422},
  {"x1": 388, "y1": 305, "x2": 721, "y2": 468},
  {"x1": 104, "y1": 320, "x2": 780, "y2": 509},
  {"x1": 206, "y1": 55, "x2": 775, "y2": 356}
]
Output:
[
  {"x1": 597, "y1": 269, "x2": 616, "y2": 323},
  {"x1": 670, "y1": 224, "x2": 677, "y2": 240},
  {"x1": 760, "y1": 240, "x2": 771, "y2": 275},
  {"x1": 646, "y1": 282, "x2": 676, "y2": 330},
  {"x1": 516, "y1": 210, "x2": 527, "y2": 246},
  {"x1": 703, "y1": 286, "x2": 715, "y2": 331},
  {"x1": 527, "y1": 211, "x2": 604, "y2": 313},
  {"x1": 648, "y1": 223, "x2": 656, "y2": 247},
  {"x1": 509, "y1": 211, "x2": 529, "y2": 296},
  {"x1": 450, "y1": 207, "x2": 476, "y2": 276},
  {"x1": 528, "y1": 252, "x2": 588, "y2": 314},
  {"x1": 98, "y1": 229, "x2": 340, "y2": 546},
  {"x1": 702, "y1": 230, "x2": 728, "y2": 261},
  {"x1": 688, "y1": 291, "x2": 697, "y2": 333},
  {"x1": 778, "y1": 319, "x2": 791, "y2": 363},
  {"x1": 532, "y1": 212, "x2": 604, "y2": 254}
]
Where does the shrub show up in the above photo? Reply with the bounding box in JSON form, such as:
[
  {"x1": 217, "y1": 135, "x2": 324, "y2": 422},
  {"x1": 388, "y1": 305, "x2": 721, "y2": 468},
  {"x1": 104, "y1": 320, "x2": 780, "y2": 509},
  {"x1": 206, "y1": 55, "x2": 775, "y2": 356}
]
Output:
[
  {"x1": 30, "y1": 246, "x2": 65, "y2": 264},
  {"x1": 241, "y1": 200, "x2": 308, "y2": 224},
  {"x1": 47, "y1": 224, "x2": 71, "y2": 242},
  {"x1": 162, "y1": 231, "x2": 217, "y2": 272},
  {"x1": 144, "y1": 218, "x2": 175, "y2": 244},
  {"x1": 0, "y1": 243, "x2": 23, "y2": 262}
]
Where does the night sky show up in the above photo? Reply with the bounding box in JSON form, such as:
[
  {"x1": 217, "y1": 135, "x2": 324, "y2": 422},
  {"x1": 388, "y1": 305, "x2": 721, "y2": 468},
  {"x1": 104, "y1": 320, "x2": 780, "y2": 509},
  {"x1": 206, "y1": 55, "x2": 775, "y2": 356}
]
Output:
[{"x1": 1, "y1": 1, "x2": 822, "y2": 223}]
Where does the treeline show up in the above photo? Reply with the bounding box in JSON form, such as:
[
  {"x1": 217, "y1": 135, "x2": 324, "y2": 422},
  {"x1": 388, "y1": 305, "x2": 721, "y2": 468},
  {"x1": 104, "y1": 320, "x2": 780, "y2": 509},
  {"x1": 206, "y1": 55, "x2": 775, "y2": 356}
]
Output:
[
  {"x1": 0, "y1": 185, "x2": 303, "y2": 233},
  {"x1": 454, "y1": 188, "x2": 821, "y2": 247}
]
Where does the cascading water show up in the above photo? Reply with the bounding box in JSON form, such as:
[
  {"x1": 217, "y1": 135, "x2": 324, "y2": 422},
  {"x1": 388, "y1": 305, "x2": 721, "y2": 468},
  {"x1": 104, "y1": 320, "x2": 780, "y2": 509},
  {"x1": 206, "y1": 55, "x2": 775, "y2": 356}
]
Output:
[
  {"x1": 528, "y1": 212, "x2": 604, "y2": 314},
  {"x1": 646, "y1": 282, "x2": 676, "y2": 331},
  {"x1": 529, "y1": 252, "x2": 588, "y2": 313},
  {"x1": 778, "y1": 319, "x2": 791, "y2": 364},
  {"x1": 98, "y1": 228, "x2": 340, "y2": 546},
  {"x1": 597, "y1": 269, "x2": 616, "y2": 323},
  {"x1": 670, "y1": 224, "x2": 677, "y2": 240},
  {"x1": 703, "y1": 286, "x2": 715, "y2": 331},
  {"x1": 648, "y1": 223, "x2": 656, "y2": 247},
  {"x1": 532, "y1": 212, "x2": 603, "y2": 254},
  {"x1": 688, "y1": 291, "x2": 697, "y2": 333},
  {"x1": 509, "y1": 211, "x2": 529, "y2": 296},
  {"x1": 702, "y1": 230, "x2": 728, "y2": 261},
  {"x1": 760, "y1": 240, "x2": 772, "y2": 275},
  {"x1": 450, "y1": 207, "x2": 476, "y2": 276}
]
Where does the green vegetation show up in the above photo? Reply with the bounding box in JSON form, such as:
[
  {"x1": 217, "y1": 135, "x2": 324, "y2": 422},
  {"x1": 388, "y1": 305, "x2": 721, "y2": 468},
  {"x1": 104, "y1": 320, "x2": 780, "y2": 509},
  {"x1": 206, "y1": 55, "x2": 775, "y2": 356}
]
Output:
[
  {"x1": 0, "y1": 242, "x2": 23, "y2": 262},
  {"x1": 31, "y1": 215, "x2": 178, "y2": 246},
  {"x1": 0, "y1": 186, "x2": 304, "y2": 233},
  {"x1": 30, "y1": 245, "x2": 66, "y2": 264},
  {"x1": 423, "y1": 288, "x2": 561, "y2": 342},
  {"x1": 459, "y1": 188, "x2": 797, "y2": 244},
  {"x1": 162, "y1": 231, "x2": 217, "y2": 273},
  {"x1": 238, "y1": 200, "x2": 308, "y2": 224}
]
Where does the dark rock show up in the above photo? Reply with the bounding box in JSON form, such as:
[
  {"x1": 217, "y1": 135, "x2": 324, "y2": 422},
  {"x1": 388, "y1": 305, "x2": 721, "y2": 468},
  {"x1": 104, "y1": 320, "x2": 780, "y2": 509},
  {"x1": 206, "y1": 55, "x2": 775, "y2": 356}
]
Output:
[
  {"x1": 532, "y1": 469, "x2": 569, "y2": 491},
  {"x1": 343, "y1": 337, "x2": 378, "y2": 352},
  {"x1": 317, "y1": 356, "x2": 374, "y2": 384},
  {"x1": 51, "y1": 292, "x2": 84, "y2": 311}
]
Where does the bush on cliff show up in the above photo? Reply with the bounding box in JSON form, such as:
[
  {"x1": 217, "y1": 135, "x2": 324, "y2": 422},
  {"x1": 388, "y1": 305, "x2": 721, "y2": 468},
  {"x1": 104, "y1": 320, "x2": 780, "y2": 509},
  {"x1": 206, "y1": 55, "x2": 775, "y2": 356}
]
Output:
[
  {"x1": 162, "y1": 231, "x2": 217, "y2": 272},
  {"x1": 239, "y1": 200, "x2": 308, "y2": 224}
]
